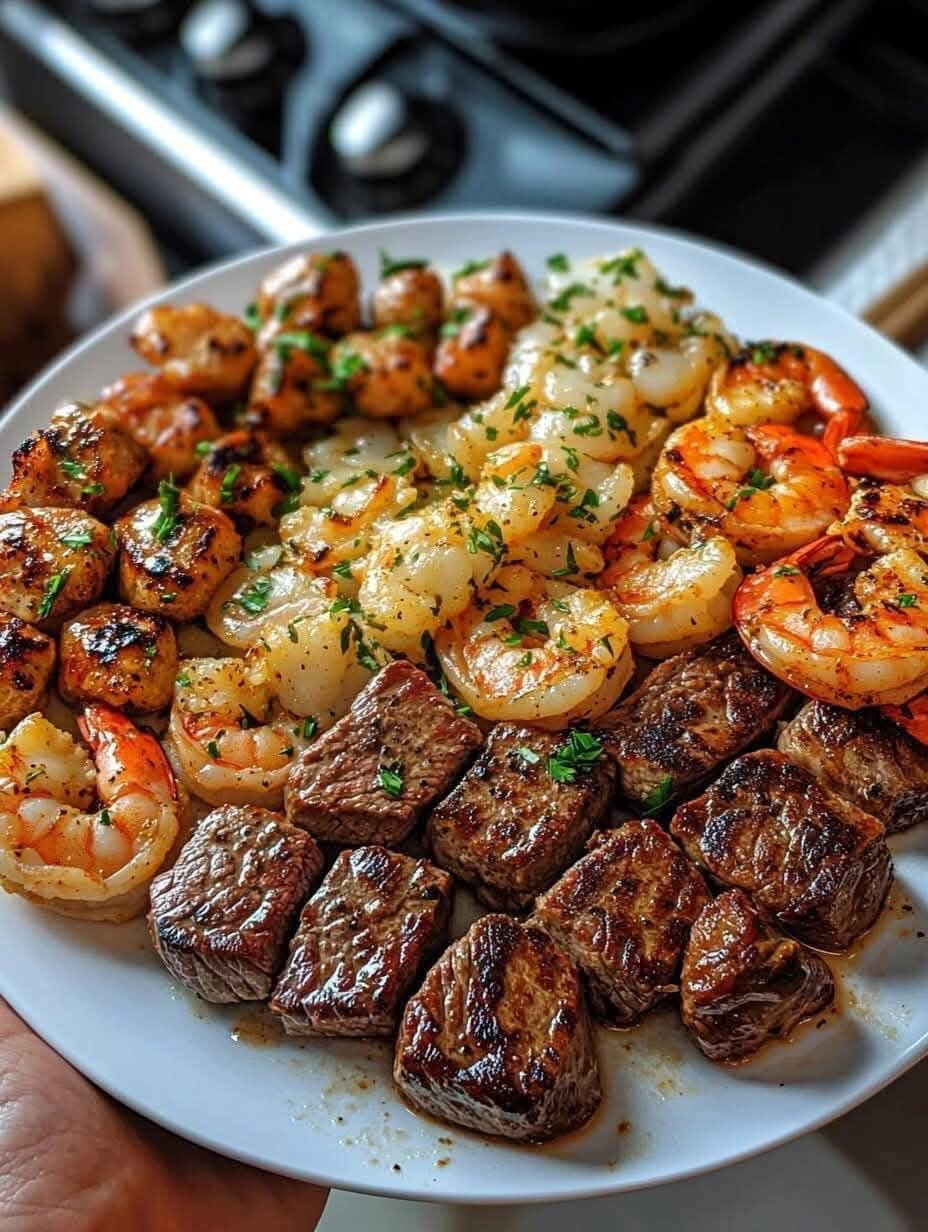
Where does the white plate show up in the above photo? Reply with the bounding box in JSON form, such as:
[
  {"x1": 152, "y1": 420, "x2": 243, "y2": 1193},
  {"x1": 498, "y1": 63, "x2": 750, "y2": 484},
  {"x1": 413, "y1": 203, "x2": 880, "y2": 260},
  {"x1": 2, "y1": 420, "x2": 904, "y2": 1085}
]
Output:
[{"x1": 2, "y1": 213, "x2": 928, "y2": 1206}]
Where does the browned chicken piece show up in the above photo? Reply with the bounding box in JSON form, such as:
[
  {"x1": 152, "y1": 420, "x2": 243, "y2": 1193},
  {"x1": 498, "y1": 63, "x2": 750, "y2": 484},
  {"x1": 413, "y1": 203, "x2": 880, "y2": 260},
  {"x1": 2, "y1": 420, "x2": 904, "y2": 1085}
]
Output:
[
  {"x1": 149, "y1": 804, "x2": 323, "y2": 1003},
  {"x1": 116, "y1": 490, "x2": 241, "y2": 622},
  {"x1": 257, "y1": 249, "x2": 361, "y2": 339},
  {"x1": 778, "y1": 699, "x2": 928, "y2": 835},
  {"x1": 8, "y1": 401, "x2": 147, "y2": 516},
  {"x1": 285, "y1": 659, "x2": 483, "y2": 847},
  {"x1": 246, "y1": 335, "x2": 341, "y2": 434},
  {"x1": 332, "y1": 330, "x2": 433, "y2": 419},
  {"x1": 0, "y1": 507, "x2": 114, "y2": 628},
  {"x1": 131, "y1": 304, "x2": 256, "y2": 400},
  {"x1": 671, "y1": 750, "x2": 893, "y2": 951},
  {"x1": 533, "y1": 820, "x2": 709, "y2": 1025},
  {"x1": 426, "y1": 724, "x2": 616, "y2": 912},
  {"x1": 98, "y1": 372, "x2": 220, "y2": 482},
  {"x1": 681, "y1": 889, "x2": 835, "y2": 1062},
  {"x1": 394, "y1": 913, "x2": 601, "y2": 1142},
  {"x1": 187, "y1": 430, "x2": 298, "y2": 526},
  {"x1": 452, "y1": 251, "x2": 536, "y2": 332},
  {"x1": 434, "y1": 305, "x2": 510, "y2": 401},
  {"x1": 0, "y1": 612, "x2": 56, "y2": 729},
  {"x1": 598, "y1": 630, "x2": 793, "y2": 813},
  {"x1": 372, "y1": 263, "x2": 444, "y2": 340},
  {"x1": 59, "y1": 602, "x2": 178, "y2": 713},
  {"x1": 271, "y1": 846, "x2": 452, "y2": 1038}
]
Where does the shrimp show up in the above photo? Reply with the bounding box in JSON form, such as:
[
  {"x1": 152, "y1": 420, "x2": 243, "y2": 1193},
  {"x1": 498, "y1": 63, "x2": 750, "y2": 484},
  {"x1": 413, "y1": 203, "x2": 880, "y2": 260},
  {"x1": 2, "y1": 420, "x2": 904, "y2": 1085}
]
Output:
[
  {"x1": 600, "y1": 495, "x2": 742, "y2": 658},
  {"x1": 837, "y1": 434, "x2": 928, "y2": 484},
  {"x1": 434, "y1": 565, "x2": 632, "y2": 727},
  {"x1": 707, "y1": 341, "x2": 867, "y2": 454},
  {"x1": 206, "y1": 563, "x2": 337, "y2": 649},
  {"x1": 168, "y1": 655, "x2": 310, "y2": 808},
  {"x1": 830, "y1": 434, "x2": 928, "y2": 558},
  {"x1": 0, "y1": 706, "x2": 179, "y2": 921},
  {"x1": 652, "y1": 418, "x2": 849, "y2": 564},
  {"x1": 733, "y1": 534, "x2": 928, "y2": 709}
]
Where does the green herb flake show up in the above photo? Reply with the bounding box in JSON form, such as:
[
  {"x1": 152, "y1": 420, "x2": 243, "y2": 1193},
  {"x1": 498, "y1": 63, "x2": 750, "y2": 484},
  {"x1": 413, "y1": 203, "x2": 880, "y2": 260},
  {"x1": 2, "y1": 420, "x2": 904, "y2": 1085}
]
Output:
[
  {"x1": 548, "y1": 283, "x2": 594, "y2": 313},
  {"x1": 552, "y1": 541, "x2": 579, "y2": 578},
  {"x1": 243, "y1": 302, "x2": 262, "y2": 330},
  {"x1": 302, "y1": 716, "x2": 318, "y2": 740},
  {"x1": 897, "y1": 593, "x2": 918, "y2": 608},
  {"x1": 206, "y1": 739, "x2": 221, "y2": 760},
  {"x1": 378, "y1": 760, "x2": 405, "y2": 799},
  {"x1": 195, "y1": 440, "x2": 214, "y2": 457},
  {"x1": 546, "y1": 729, "x2": 605, "y2": 785},
  {"x1": 380, "y1": 249, "x2": 428, "y2": 278},
  {"x1": 451, "y1": 258, "x2": 490, "y2": 281},
  {"x1": 152, "y1": 475, "x2": 181, "y2": 543},
  {"x1": 176, "y1": 672, "x2": 191, "y2": 687},
  {"x1": 642, "y1": 773, "x2": 674, "y2": 816},
  {"x1": 546, "y1": 253, "x2": 570, "y2": 273},
  {"x1": 272, "y1": 330, "x2": 330, "y2": 363},
  {"x1": 485, "y1": 604, "x2": 516, "y2": 622},
  {"x1": 37, "y1": 569, "x2": 70, "y2": 620},
  {"x1": 219, "y1": 463, "x2": 241, "y2": 505},
  {"x1": 58, "y1": 530, "x2": 93, "y2": 550},
  {"x1": 506, "y1": 384, "x2": 531, "y2": 409},
  {"x1": 332, "y1": 560, "x2": 354, "y2": 579},
  {"x1": 773, "y1": 565, "x2": 800, "y2": 577},
  {"x1": 234, "y1": 575, "x2": 273, "y2": 615},
  {"x1": 574, "y1": 323, "x2": 603, "y2": 353},
  {"x1": 620, "y1": 305, "x2": 648, "y2": 325},
  {"x1": 98, "y1": 809, "x2": 112, "y2": 827},
  {"x1": 517, "y1": 745, "x2": 541, "y2": 765}
]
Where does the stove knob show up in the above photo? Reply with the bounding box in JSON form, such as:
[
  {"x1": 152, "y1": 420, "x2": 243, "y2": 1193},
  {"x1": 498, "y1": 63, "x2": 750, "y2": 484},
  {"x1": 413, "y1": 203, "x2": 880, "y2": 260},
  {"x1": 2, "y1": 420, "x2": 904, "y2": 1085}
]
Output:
[
  {"x1": 83, "y1": 0, "x2": 190, "y2": 39},
  {"x1": 329, "y1": 81, "x2": 431, "y2": 180}
]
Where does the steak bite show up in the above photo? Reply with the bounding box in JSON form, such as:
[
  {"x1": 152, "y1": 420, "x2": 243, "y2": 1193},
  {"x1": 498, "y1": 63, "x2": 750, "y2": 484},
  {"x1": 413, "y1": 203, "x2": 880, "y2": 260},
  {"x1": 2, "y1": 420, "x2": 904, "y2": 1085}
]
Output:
[
  {"x1": 671, "y1": 750, "x2": 892, "y2": 951},
  {"x1": 270, "y1": 846, "x2": 452, "y2": 1038},
  {"x1": 394, "y1": 913, "x2": 601, "y2": 1142},
  {"x1": 533, "y1": 820, "x2": 709, "y2": 1025},
  {"x1": 778, "y1": 700, "x2": 928, "y2": 835},
  {"x1": 426, "y1": 725, "x2": 616, "y2": 911},
  {"x1": 148, "y1": 805, "x2": 323, "y2": 1003},
  {"x1": 285, "y1": 660, "x2": 483, "y2": 847},
  {"x1": 681, "y1": 889, "x2": 835, "y2": 1061},
  {"x1": 598, "y1": 631, "x2": 793, "y2": 812}
]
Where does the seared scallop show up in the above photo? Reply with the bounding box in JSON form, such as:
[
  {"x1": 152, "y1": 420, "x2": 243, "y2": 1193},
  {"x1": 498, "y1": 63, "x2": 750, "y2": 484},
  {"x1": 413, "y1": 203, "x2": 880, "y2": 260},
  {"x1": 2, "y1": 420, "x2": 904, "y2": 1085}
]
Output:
[
  {"x1": 257, "y1": 249, "x2": 361, "y2": 339},
  {"x1": 451, "y1": 250, "x2": 536, "y2": 332},
  {"x1": 116, "y1": 488, "x2": 241, "y2": 621},
  {"x1": 372, "y1": 265, "x2": 444, "y2": 340},
  {"x1": 0, "y1": 507, "x2": 115, "y2": 628},
  {"x1": 131, "y1": 304, "x2": 257, "y2": 400},
  {"x1": 0, "y1": 612, "x2": 56, "y2": 729},
  {"x1": 434, "y1": 305, "x2": 510, "y2": 400},
  {"x1": 187, "y1": 430, "x2": 299, "y2": 526},
  {"x1": 332, "y1": 331, "x2": 433, "y2": 419},
  {"x1": 98, "y1": 373, "x2": 220, "y2": 481},
  {"x1": 59, "y1": 603, "x2": 178, "y2": 713},
  {"x1": 246, "y1": 338, "x2": 341, "y2": 434},
  {"x1": 7, "y1": 402, "x2": 148, "y2": 516}
]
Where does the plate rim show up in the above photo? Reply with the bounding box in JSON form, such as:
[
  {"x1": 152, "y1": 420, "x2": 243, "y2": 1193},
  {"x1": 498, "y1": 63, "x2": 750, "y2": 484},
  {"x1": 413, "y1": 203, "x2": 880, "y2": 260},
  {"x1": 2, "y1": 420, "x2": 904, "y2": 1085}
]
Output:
[{"x1": 3, "y1": 209, "x2": 928, "y2": 1205}]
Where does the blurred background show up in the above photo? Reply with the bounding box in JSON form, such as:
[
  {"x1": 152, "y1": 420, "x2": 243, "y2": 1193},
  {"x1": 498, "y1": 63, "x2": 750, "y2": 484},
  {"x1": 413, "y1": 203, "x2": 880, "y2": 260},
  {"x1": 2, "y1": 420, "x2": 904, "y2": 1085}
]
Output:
[{"x1": 1, "y1": 0, "x2": 928, "y2": 406}]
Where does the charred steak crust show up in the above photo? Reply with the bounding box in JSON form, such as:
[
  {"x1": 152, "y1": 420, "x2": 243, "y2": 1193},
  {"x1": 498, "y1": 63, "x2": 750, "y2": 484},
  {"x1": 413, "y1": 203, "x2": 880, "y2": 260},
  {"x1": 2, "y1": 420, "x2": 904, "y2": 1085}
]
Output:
[
  {"x1": 270, "y1": 846, "x2": 453, "y2": 1038},
  {"x1": 394, "y1": 913, "x2": 601, "y2": 1142},
  {"x1": 778, "y1": 700, "x2": 928, "y2": 835},
  {"x1": 533, "y1": 820, "x2": 709, "y2": 1026},
  {"x1": 597, "y1": 630, "x2": 793, "y2": 809},
  {"x1": 671, "y1": 750, "x2": 893, "y2": 951},
  {"x1": 285, "y1": 660, "x2": 483, "y2": 847},
  {"x1": 148, "y1": 805, "x2": 323, "y2": 1003},
  {"x1": 425, "y1": 724, "x2": 616, "y2": 911},
  {"x1": 681, "y1": 889, "x2": 835, "y2": 1061}
]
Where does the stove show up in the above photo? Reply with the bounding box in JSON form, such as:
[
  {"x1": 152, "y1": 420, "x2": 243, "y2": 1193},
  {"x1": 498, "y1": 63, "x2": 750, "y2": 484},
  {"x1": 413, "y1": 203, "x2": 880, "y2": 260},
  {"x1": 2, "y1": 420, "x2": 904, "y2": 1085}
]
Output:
[{"x1": 1, "y1": 0, "x2": 927, "y2": 280}]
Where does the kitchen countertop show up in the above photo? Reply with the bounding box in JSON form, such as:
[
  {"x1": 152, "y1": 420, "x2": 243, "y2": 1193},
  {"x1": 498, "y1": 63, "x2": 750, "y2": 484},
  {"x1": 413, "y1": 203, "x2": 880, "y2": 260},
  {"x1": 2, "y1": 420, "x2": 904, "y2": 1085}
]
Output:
[{"x1": 319, "y1": 1055, "x2": 927, "y2": 1230}]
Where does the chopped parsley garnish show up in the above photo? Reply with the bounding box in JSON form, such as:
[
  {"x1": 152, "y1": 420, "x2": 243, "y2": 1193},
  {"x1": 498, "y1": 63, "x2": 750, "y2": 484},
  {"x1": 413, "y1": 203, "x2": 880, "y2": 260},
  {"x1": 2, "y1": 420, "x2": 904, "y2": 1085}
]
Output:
[
  {"x1": 310, "y1": 468, "x2": 330, "y2": 484},
  {"x1": 176, "y1": 672, "x2": 191, "y2": 687},
  {"x1": 272, "y1": 330, "x2": 330, "y2": 363},
  {"x1": 513, "y1": 616, "x2": 549, "y2": 638},
  {"x1": 568, "y1": 488, "x2": 600, "y2": 522},
  {"x1": 243, "y1": 302, "x2": 262, "y2": 330},
  {"x1": 195, "y1": 440, "x2": 214, "y2": 457},
  {"x1": 655, "y1": 276, "x2": 688, "y2": 299},
  {"x1": 773, "y1": 565, "x2": 800, "y2": 577},
  {"x1": 547, "y1": 729, "x2": 604, "y2": 785},
  {"x1": 574, "y1": 323, "x2": 603, "y2": 353},
  {"x1": 24, "y1": 768, "x2": 44, "y2": 785},
  {"x1": 897, "y1": 593, "x2": 918, "y2": 608},
  {"x1": 552, "y1": 541, "x2": 579, "y2": 578},
  {"x1": 726, "y1": 468, "x2": 775, "y2": 511},
  {"x1": 152, "y1": 475, "x2": 181, "y2": 542},
  {"x1": 485, "y1": 604, "x2": 516, "y2": 622},
  {"x1": 332, "y1": 560, "x2": 354, "y2": 579},
  {"x1": 573, "y1": 414, "x2": 603, "y2": 437},
  {"x1": 553, "y1": 352, "x2": 577, "y2": 369},
  {"x1": 451, "y1": 258, "x2": 490, "y2": 281},
  {"x1": 37, "y1": 569, "x2": 70, "y2": 620},
  {"x1": 607, "y1": 410, "x2": 636, "y2": 443},
  {"x1": 548, "y1": 283, "x2": 593, "y2": 313},
  {"x1": 58, "y1": 530, "x2": 93, "y2": 550},
  {"x1": 642, "y1": 773, "x2": 674, "y2": 815},
  {"x1": 98, "y1": 809, "x2": 112, "y2": 827},
  {"x1": 330, "y1": 595, "x2": 362, "y2": 617},
  {"x1": 302, "y1": 717, "x2": 318, "y2": 740},
  {"x1": 440, "y1": 306, "x2": 472, "y2": 338},
  {"x1": 599, "y1": 250, "x2": 643, "y2": 281},
  {"x1": 506, "y1": 384, "x2": 531, "y2": 409},
  {"x1": 318, "y1": 349, "x2": 367, "y2": 391},
  {"x1": 641, "y1": 521, "x2": 657, "y2": 542},
  {"x1": 238, "y1": 706, "x2": 259, "y2": 730},
  {"x1": 620, "y1": 305, "x2": 648, "y2": 325},
  {"x1": 517, "y1": 650, "x2": 534, "y2": 668},
  {"x1": 561, "y1": 445, "x2": 579, "y2": 472},
  {"x1": 607, "y1": 338, "x2": 625, "y2": 359},
  {"x1": 378, "y1": 760, "x2": 405, "y2": 798},
  {"x1": 517, "y1": 745, "x2": 541, "y2": 765},
  {"x1": 750, "y1": 341, "x2": 779, "y2": 365},
  {"x1": 379, "y1": 249, "x2": 428, "y2": 278},
  {"x1": 206, "y1": 739, "x2": 221, "y2": 760},
  {"x1": 219, "y1": 463, "x2": 241, "y2": 505},
  {"x1": 546, "y1": 252, "x2": 570, "y2": 273},
  {"x1": 466, "y1": 525, "x2": 504, "y2": 563},
  {"x1": 143, "y1": 644, "x2": 157, "y2": 672},
  {"x1": 272, "y1": 462, "x2": 302, "y2": 492},
  {"x1": 234, "y1": 575, "x2": 272, "y2": 614}
]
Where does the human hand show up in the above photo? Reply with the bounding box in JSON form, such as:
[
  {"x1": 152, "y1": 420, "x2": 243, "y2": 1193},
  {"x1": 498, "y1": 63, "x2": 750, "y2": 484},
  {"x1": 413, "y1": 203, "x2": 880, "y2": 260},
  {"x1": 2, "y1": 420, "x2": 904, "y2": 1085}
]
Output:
[{"x1": 0, "y1": 998, "x2": 328, "y2": 1232}]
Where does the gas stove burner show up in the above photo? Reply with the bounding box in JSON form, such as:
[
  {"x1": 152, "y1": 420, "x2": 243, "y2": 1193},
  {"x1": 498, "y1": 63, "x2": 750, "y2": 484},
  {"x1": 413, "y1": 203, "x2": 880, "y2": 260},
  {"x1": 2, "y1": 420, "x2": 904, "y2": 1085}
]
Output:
[{"x1": 435, "y1": 0, "x2": 715, "y2": 56}]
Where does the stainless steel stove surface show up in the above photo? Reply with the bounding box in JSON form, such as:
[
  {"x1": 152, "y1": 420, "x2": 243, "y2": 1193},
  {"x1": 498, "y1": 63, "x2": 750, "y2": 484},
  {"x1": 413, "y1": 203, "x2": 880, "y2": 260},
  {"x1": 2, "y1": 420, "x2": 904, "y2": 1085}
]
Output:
[{"x1": 1, "y1": 0, "x2": 927, "y2": 278}]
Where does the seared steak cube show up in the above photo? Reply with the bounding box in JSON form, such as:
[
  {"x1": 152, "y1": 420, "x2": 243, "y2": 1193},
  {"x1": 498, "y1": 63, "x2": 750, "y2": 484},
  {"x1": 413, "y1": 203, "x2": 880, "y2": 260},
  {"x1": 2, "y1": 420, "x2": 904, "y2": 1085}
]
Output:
[
  {"x1": 598, "y1": 631, "x2": 792, "y2": 812},
  {"x1": 394, "y1": 913, "x2": 601, "y2": 1142},
  {"x1": 533, "y1": 820, "x2": 709, "y2": 1025},
  {"x1": 149, "y1": 805, "x2": 323, "y2": 1003},
  {"x1": 270, "y1": 846, "x2": 452, "y2": 1037},
  {"x1": 778, "y1": 700, "x2": 928, "y2": 835},
  {"x1": 285, "y1": 660, "x2": 483, "y2": 847},
  {"x1": 426, "y1": 725, "x2": 616, "y2": 911},
  {"x1": 671, "y1": 750, "x2": 892, "y2": 951},
  {"x1": 681, "y1": 889, "x2": 835, "y2": 1061}
]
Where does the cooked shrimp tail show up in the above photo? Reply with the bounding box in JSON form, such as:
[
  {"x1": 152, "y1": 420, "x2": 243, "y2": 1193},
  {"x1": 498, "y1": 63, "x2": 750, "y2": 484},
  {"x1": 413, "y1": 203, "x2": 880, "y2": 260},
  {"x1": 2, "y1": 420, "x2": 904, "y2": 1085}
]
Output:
[
  {"x1": 78, "y1": 703, "x2": 177, "y2": 808},
  {"x1": 837, "y1": 435, "x2": 928, "y2": 483}
]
